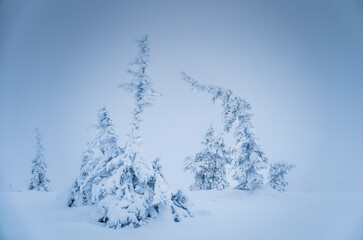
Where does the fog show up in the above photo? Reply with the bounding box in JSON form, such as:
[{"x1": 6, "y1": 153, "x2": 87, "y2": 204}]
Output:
[{"x1": 1, "y1": 0, "x2": 362, "y2": 193}]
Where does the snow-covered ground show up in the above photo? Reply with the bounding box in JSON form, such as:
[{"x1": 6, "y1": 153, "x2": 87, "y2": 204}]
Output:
[{"x1": 0, "y1": 190, "x2": 362, "y2": 240}]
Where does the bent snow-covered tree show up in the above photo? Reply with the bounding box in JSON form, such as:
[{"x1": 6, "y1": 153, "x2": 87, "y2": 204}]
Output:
[
  {"x1": 268, "y1": 161, "x2": 295, "y2": 192},
  {"x1": 29, "y1": 128, "x2": 50, "y2": 191},
  {"x1": 93, "y1": 35, "x2": 190, "y2": 228},
  {"x1": 181, "y1": 73, "x2": 268, "y2": 190},
  {"x1": 69, "y1": 106, "x2": 123, "y2": 207},
  {"x1": 185, "y1": 125, "x2": 233, "y2": 190}
]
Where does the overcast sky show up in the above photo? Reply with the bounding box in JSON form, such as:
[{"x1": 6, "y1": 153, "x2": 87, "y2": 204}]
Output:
[{"x1": 1, "y1": 0, "x2": 362, "y2": 193}]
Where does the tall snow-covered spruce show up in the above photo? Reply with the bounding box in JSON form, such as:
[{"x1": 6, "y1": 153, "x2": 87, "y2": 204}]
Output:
[
  {"x1": 268, "y1": 161, "x2": 295, "y2": 192},
  {"x1": 68, "y1": 106, "x2": 123, "y2": 207},
  {"x1": 29, "y1": 128, "x2": 50, "y2": 191},
  {"x1": 91, "y1": 35, "x2": 191, "y2": 228},
  {"x1": 185, "y1": 125, "x2": 233, "y2": 190},
  {"x1": 181, "y1": 73, "x2": 268, "y2": 190}
]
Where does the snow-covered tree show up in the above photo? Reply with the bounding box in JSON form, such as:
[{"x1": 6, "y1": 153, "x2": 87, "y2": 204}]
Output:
[
  {"x1": 91, "y1": 35, "x2": 190, "y2": 228},
  {"x1": 232, "y1": 114, "x2": 268, "y2": 190},
  {"x1": 95, "y1": 159, "x2": 156, "y2": 228},
  {"x1": 268, "y1": 161, "x2": 295, "y2": 192},
  {"x1": 29, "y1": 128, "x2": 50, "y2": 191},
  {"x1": 181, "y1": 73, "x2": 268, "y2": 190},
  {"x1": 152, "y1": 157, "x2": 172, "y2": 206},
  {"x1": 185, "y1": 125, "x2": 233, "y2": 190},
  {"x1": 95, "y1": 154, "x2": 191, "y2": 228},
  {"x1": 69, "y1": 106, "x2": 123, "y2": 207}
]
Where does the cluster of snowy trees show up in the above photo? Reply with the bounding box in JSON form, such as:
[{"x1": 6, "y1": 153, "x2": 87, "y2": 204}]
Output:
[
  {"x1": 26, "y1": 35, "x2": 294, "y2": 229},
  {"x1": 182, "y1": 73, "x2": 294, "y2": 192},
  {"x1": 68, "y1": 36, "x2": 191, "y2": 228}
]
